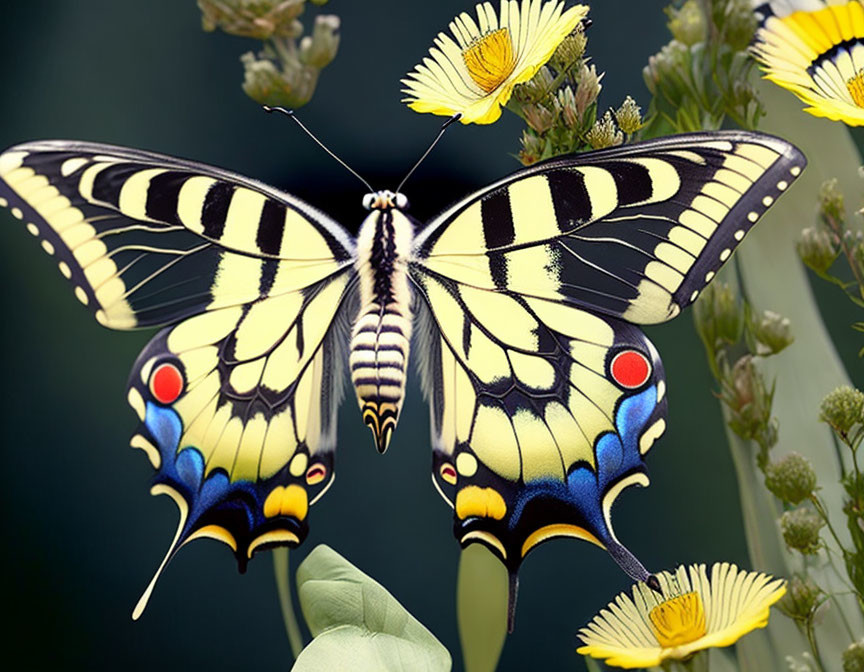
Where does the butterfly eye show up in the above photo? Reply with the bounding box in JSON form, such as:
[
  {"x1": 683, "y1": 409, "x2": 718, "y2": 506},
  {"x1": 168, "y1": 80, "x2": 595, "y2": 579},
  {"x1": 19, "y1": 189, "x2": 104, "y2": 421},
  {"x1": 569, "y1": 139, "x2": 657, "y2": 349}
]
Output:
[
  {"x1": 609, "y1": 350, "x2": 652, "y2": 389},
  {"x1": 306, "y1": 464, "x2": 327, "y2": 485},
  {"x1": 149, "y1": 362, "x2": 184, "y2": 404},
  {"x1": 394, "y1": 193, "x2": 409, "y2": 209},
  {"x1": 362, "y1": 193, "x2": 376, "y2": 210}
]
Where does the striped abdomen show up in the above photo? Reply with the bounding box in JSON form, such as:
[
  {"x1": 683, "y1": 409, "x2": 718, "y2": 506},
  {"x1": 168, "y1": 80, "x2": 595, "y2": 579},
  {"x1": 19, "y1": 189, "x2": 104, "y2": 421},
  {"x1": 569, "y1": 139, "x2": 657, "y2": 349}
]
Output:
[{"x1": 350, "y1": 207, "x2": 414, "y2": 453}]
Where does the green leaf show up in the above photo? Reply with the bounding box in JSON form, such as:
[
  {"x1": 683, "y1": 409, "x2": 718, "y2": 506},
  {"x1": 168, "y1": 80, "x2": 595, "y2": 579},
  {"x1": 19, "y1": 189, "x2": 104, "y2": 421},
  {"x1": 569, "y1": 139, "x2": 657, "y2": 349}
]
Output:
[
  {"x1": 292, "y1": 545, "x2": 451, "y2": 672},
  {"x1": 457, "y1": 545, "x2": 508, "y2": 672},
  {"x1": 726, "y1": 77, "x2": 864, "y2": 668}
]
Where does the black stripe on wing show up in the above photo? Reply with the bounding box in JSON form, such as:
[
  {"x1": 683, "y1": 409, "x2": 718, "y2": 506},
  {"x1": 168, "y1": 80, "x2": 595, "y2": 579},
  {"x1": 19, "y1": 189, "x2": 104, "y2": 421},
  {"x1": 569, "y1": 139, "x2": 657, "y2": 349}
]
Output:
[
  {"x1": 0, "y1": 141, "x2": 355, "y2": 329},
  {"x1": 413, "y1": 131, "x2": 806, "y2": 325}
]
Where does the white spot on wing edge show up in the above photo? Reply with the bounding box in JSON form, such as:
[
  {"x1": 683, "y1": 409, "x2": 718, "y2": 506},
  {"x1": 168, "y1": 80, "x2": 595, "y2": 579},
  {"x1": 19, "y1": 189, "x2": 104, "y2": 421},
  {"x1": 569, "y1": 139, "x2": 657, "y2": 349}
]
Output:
[
  {"x1": 790, "y1": 166, "x2": 801, "y2": 177},
  {"x1": 734, "y1": 230, "x2": 745, "y2": 241},
  {"x1": 74, "y1": 286, "x2": 89, "y2": 305},
  {"x1": 747, "y1": 212, "x2": 758, "y2": 223},
  {"x1": 0, "y1": 150, "x2": 26, "y2": 176},
  {"x1": 720, "y1": 248, "x2": 732, "y2": 261}
]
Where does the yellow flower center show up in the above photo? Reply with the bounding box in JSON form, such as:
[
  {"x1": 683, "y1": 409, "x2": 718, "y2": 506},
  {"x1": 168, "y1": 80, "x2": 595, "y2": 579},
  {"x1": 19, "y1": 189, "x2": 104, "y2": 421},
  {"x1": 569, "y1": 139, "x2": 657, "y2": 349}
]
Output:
[
  {"x1": 847, "y1": 70, "x2": 864, "y2": 108},
  {"x1": 649, "y1": 592, "x2": 707, "y2": 648},
  {"x1": 462, "y1": 28, "x2": 516, "y2": 93}
]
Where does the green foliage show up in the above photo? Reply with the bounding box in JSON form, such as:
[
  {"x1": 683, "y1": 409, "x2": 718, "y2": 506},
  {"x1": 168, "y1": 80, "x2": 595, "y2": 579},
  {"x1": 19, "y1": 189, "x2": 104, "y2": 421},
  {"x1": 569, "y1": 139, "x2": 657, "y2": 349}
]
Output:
[
  {"x1": 457, "y1": 546, "x2": 507, "y2": 672},
  {"x1": 508, "y1": 20, "x2": 645, "y2": 164},
  {"x1": 797, "y1": 178, "x2": 864, "y2": 319},
  {"x1": 642, "y1": 0, "x2": 762, "y2": 136},
  {"x1": 292, "y1": 545, "x2": 451, "y2": 672},
  {"x1": 197, "y1": 0, "x2": 339, "y2": 108}
]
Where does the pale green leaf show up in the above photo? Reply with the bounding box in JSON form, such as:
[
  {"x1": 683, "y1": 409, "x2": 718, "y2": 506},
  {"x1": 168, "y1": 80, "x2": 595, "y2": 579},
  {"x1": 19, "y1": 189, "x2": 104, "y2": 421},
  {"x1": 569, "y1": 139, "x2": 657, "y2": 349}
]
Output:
[
  {"x1": 724, "y1": 78, "x2": 864, "y2": 669},
  {"x1": 292, "y1": 545, "x2": 451, "y2": 672},
  {"x1": 457, "y1": 545, "x2": 508, "y2": 672}
]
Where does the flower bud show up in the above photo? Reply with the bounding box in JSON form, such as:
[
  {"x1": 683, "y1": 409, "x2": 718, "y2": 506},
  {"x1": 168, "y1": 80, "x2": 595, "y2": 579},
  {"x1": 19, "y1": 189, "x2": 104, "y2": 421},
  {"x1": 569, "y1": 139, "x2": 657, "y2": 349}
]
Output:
[
  {"x1": 574, "y1": 63, "x2": 602, "y2": 117},
  {"x1": 780, "y1": 507, "x2": 824, "y2": 555},
  {"x1": 615, "y1": 95, "x2": 643, "y2": 134},
  {"x1": 198, "y1": 0, "x2": 305, "y2": 40},
  {"x1": 523, "y1": 103, "x2": 556, "y2": 134},
  {"x1": 844, "y1": 639, "x2": 864, "y2": 672},
  {"x1": 665, "y1": 0, "x2": 705, "y2": 47},
  {"x1": 785, "y1": 653, "x2": 816, "y2": 672},
  {"x1": 693, "y1": 282, "x2": 742, "y2": 350},
  {"x1": 797, "y1": 227, "x2": 839, "y2": 275},
  {"x1": 720, "y1": 0, "x2": 759, "y2": 51},
  {"x1": 753, "y1": 310, "x2": 793, "y2": 355},
  {"x1": 819, "y1": 178, "x2": 845, "y2": 223},
  {"x1": 554, "y1": 29, "x2": 587, "y2": 68},
  {"x1": 519, "y1": 131, "x2": 545, "y2": 166},
  {"x1": 777, "y1": 575, "x2": 824, "y2": 625},
  {"x1": 557, "y1": 86, "x2": 579, "y2": 128},
  {"x1": 241, "y1": 51, "x2": 318, "y2": 108},
  {"x1": 299, "y1": 14, "x2": 340, "y2": 68},
  {"x1": 586, "y1": 111, "x2": 622, "y2": 150},
  {"x1": 820, "y1": 385, "x2": 864, "y2": 435},
  {"x1": 765, "y1": 453, "x2": 817, "y2": 505}
]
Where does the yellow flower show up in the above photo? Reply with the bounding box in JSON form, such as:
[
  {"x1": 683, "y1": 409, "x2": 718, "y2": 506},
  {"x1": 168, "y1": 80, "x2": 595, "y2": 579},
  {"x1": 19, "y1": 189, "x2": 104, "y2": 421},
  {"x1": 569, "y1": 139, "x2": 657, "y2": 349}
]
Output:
[
  {"x1": 401, "y1": 0, "x2": 589, "y2": 125},
  {"x1": 577, "y1": 562, "x2": 786, "y2": 669},
  {"x1": 750, "y1": 0, "x2": 864, "y2": 126}
]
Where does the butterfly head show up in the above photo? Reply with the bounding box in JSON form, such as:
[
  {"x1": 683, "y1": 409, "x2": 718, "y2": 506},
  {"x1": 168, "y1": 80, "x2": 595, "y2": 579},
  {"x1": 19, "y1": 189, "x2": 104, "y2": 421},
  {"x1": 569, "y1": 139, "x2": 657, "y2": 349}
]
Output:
[{"x1": 362, "y1": 190, "x2": 409, "y2": 211}]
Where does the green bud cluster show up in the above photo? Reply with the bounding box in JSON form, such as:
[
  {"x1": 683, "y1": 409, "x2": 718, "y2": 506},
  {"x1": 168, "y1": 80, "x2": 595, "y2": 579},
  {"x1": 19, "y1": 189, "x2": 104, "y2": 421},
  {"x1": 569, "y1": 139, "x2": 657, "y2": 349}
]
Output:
[
  {"x1": 665, "y1": 0, "x2": 704, "y2": 46},
  {"x1": 800, "y1": 178, "x2": 864, "y2": 309},
  {"x1": 764, "y1": 453, "x2": 818, "y2": 505},
  {"x1": 752, "y1": 310, "x2": 794, "y2": 356},
  {"x1": 844, "y1": 639, "x2": 864, "y2": 672},
  {"x1": 642, "y1": 0, "x2": 763, "y2": 137},
  {"x1": 199, "y1": 0, "x2": 339, "y2": 108},
  {"x1": 512, "y1": 20, "x2": 643, "y2": 165},
  {"x1": 693, "y1": 282, "x2": 742, "y2": 351},
  {"x1": 585, "y1": 111, "x2": 623, "y2": 150},
  {"x1": 820, "y1": 386, "x2": 864, "y2": 436},
  {"x1": 797, "y1": 227, "x2": 840, "y2": 275},
  {"x1": 777, "y1": 575, "x2": 824, "y2": 625},
  {"x1": 780, "y1": 507, "x2": 824, "y2": 555}
]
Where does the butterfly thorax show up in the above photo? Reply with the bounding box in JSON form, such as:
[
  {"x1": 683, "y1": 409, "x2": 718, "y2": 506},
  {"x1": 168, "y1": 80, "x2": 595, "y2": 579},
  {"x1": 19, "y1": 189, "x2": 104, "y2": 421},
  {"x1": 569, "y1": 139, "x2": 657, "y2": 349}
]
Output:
[{"x1": 350, "y1": 203, "x2": 414, "y2": 453}]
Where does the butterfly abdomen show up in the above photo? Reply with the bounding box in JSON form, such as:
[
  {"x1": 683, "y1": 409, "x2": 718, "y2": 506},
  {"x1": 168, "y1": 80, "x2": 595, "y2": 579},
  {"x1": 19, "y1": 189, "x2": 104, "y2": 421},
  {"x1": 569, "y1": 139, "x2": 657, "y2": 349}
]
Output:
[{"x1": 350, "y1": 208, "x2": 414, "y2": 453}]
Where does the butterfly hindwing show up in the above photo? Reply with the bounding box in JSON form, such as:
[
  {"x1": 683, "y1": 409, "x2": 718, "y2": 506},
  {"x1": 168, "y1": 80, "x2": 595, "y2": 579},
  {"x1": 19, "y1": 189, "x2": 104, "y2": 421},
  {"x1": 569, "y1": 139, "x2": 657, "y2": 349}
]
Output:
[
  {"x1": 413, "y1": 131, "x2": 805, "y2": 324},
  {"x1": 0, "y1": 141, "x2": 355, "y2": 328},
  {"x1": 413, "y1": 269, "x2": 667, "y2": 572},
  {"x1": 126, "y1": 269, "x2": 353, "y2": 616}
]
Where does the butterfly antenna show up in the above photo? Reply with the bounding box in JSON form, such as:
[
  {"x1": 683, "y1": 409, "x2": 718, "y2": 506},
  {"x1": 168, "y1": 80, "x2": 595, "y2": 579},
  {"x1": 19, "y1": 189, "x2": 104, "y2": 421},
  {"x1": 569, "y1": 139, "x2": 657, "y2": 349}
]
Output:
[
  {"x1": 263, "y1": 105, "x2": 375, "y2": 193},
  {"x1": 395, "y1": 113, "x2": 461, "y2": 196}
]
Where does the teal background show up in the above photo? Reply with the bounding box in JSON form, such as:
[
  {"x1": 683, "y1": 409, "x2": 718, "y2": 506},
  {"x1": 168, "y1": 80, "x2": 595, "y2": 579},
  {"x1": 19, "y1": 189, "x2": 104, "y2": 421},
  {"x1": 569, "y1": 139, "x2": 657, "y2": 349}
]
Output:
[{"x1": 0, "y1": 1, "x2": 861, "y2": 670}]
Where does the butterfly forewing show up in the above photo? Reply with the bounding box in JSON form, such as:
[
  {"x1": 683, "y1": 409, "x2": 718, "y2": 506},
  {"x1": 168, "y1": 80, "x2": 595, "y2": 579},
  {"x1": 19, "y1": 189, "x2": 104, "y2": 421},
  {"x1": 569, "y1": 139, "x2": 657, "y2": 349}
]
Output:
[
  {"x1": 0, "y1": 141, "x2": 354, "y2": 328},
  {"x1": 413, "y1": 132, "x2": 805, "y2": 324}
]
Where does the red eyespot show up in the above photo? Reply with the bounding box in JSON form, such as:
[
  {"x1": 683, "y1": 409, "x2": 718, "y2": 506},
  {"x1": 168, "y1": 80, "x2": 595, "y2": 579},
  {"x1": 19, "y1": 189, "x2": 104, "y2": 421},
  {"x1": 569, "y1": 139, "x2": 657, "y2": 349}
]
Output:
[
  {"x1": 610, "y1": 350, "x2": 651, "y2": 389},
  {"x1": 150, "y1": 363, "x2": 184, "y2": 404},
  {"x1": 306, "y1": 464, "x2": 327, "y2": 485},
  {"x1": 440, "y1": 464, "x2": 457, "y2": 485}
]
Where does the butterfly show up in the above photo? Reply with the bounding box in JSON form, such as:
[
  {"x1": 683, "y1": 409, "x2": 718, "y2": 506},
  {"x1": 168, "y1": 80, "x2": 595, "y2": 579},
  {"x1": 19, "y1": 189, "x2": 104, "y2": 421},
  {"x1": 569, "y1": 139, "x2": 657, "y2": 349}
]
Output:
[{"x1": 0, "y1": 130, "x2": 804, "y2": 625}]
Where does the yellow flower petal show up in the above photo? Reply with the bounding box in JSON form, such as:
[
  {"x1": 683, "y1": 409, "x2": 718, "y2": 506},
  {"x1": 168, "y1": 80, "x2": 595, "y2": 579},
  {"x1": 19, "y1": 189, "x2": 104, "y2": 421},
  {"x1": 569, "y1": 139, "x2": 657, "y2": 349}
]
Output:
[
  {"x1": 751, "y1": 0, "x2": 864, "y2": 126},
  {"x1": 578, "y1": 562, "x2": 786, "y2": 669},
  {"x1": 402, "y1": 0, "x2": 589, "y2": 125}
]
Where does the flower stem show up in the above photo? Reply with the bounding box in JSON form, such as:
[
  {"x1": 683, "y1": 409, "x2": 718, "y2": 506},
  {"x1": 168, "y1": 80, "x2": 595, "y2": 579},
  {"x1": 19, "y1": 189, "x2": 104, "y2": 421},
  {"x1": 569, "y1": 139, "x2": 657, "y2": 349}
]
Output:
[
  {"x1": 273, "y1": 547, "x2": 305, "y2": 658},
  {"x1": 804, "y1": 618, "x2": 826, "y2": 672}
]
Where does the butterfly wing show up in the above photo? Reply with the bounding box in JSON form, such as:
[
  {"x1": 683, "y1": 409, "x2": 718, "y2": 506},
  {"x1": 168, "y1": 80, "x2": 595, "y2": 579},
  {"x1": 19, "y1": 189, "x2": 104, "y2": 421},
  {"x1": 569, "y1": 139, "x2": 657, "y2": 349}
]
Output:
[
  {"x1": 0, "y1": 141, "x2": 357, "y2": 614},
  {"x1": 413, "y1": 131, "x2": 805, "y2": 324},
  {"x1": 410, "y1": 131, "x2": 804, "y2": 605},
  {"x1": 0, "y1": 140, "x2": 354, "y2": 327}
]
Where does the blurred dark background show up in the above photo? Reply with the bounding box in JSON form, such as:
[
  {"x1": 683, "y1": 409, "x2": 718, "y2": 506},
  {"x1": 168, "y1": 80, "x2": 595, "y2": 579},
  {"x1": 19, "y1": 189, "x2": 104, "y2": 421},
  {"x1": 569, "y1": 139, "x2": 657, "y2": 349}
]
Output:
[{"x1": 1, "y1": 1, "x2": 861, "y2": 670}]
